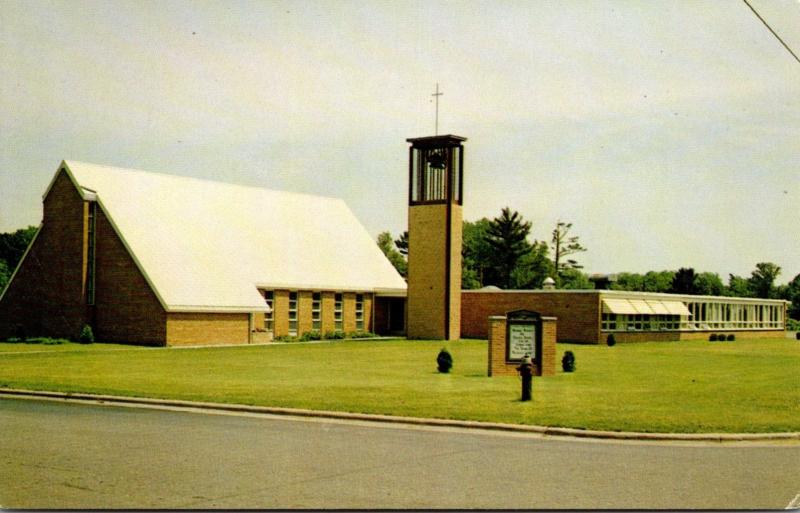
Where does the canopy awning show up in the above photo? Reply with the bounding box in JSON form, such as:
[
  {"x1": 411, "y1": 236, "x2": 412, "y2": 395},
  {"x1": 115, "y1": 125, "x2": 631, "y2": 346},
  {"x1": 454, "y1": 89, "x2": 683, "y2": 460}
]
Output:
[
  {"x1": 662, "y1": 300, "x2": 692, "y2": 316},
  {"x1": 602, "y1": 298, "x2": 692, "y2": 316}
]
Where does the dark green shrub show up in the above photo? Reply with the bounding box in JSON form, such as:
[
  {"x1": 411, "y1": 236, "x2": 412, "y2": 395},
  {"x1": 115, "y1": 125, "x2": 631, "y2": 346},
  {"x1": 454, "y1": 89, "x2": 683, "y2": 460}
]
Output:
[
  {"x1": 606, "y1": 334, "x2": 616, "y2": 346},
  {"x1": 436, "y1": 348, "x2": 453, "y2": 373},
  {"x1": 78, "y1": 324, "x2": 94, "y2": 344},
  {"x1": 727, "y1": 334, "x2": 735, "y2": 341},
  {"x1": 323, "y1": 331, "x2": 345, "y2": 340},
  {"x1": 561, "y1": 351, "x2": 576, "y2": 372},
  {"x1": 274, "y1": 335, "x2": 297, "y2": 343},
  {"x1": 796, "y1": 332, "x2": 800, "y2": 340},
  {"x1": 709, "y1": 333, "x2": 718, "y2": 342},
  {"x1": 347, "y1": 331, "x2": 375, "y2": 339},
  {"x1": 299, "y1": 330, "x2": 322, "y2": 342}
]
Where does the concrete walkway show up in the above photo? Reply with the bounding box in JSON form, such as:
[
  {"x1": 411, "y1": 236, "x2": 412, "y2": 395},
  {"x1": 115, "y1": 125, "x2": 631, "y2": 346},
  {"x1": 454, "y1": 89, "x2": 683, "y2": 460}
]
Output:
[{"x1": 2, "y1": 388, "x2": 798, "y2": 443}]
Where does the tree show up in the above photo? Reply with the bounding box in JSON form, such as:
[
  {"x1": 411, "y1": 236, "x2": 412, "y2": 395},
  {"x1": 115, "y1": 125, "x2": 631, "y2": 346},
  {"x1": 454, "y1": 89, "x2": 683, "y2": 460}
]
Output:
[
  {"x1": 726, "y1": 274, "x2": 752, "y2": 297},
  {"x1": 376, "y1": 231, "x2": 407, "y2": 278},
  {"x1": 748, "y1": 262, "x2": 781, "y2": 299},
  {"x1": 783, "y1": 273, "x2": 800, "y2": 320},
  {"x1": 461, "y1": 219, "x2": 493, "y2": 289},
  {"x1": 0, "y1": 226, "x2": 37, "y2": 270},
  {"x1": 509, "y1": 240, "x2": 551, "y2": 289},
  {"x1": 671, "y1": 267, "x2": 698, "y2": 295},
  {"x1": 559, "y1": 268, "x2": 593, "y2": 290},
  {"x1": 612, "y1": 272, "x2": 645, "y2": 291},
  {"x1": 550, "y1": 220, "x2": 586, "y2": 287},
  {"x1": 642, "y1": 271, "x2": 675, "y2": 293},
  {"x1": 484, "y1": 208, "x2": 533, "y2": 289},
  {"x1": 694, "y1": 272, "x2": 725, "y2": 296},
  {"x1": 394, "y1": 231, "x2": 408, "y2": 257}
]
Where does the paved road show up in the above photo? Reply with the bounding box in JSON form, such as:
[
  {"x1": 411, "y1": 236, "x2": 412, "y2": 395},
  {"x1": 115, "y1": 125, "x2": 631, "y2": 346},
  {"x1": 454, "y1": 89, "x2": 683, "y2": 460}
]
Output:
[{"x1": 1, "y1": 397, "x2": 799, "y2": 509}]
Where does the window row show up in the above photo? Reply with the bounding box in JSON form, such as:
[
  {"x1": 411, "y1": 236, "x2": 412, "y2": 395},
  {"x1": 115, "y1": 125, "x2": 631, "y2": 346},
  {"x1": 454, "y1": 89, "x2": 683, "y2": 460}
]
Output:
[
  {"x1": 601, "y1": 314, "x2": 682, "y2": 332},
  {"x1": 601, "y1": 304, "x2": 786, "y2": 332},
  {"x1": 261, "y1": 290, "x2": 365, "y2": 336},
  {"x1": 685, "y1": 301, "x2": 784, "y2": 330}
]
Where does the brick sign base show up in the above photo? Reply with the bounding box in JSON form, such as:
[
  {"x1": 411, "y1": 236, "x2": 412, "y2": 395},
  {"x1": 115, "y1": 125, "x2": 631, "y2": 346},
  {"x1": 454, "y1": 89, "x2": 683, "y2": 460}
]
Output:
[{"x1": 488, "y1": 315, "x2": 557, "y2": 377}]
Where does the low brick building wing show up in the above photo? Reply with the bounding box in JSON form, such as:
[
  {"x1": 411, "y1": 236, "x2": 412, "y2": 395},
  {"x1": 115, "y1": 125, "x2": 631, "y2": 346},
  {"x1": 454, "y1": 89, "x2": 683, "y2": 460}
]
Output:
[
  {"x1": 461, "y1": 289, "x2": 788, "y2": 344},
  {"x1": 0, "y1": 161, "x2": 407, "y2": 345}
]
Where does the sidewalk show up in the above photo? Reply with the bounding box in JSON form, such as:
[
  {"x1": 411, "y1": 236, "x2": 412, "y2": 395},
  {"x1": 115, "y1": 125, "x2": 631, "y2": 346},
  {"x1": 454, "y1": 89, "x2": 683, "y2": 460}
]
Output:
[{"x1": 2, "y1": 387, "x2": 799, "y2": 442}]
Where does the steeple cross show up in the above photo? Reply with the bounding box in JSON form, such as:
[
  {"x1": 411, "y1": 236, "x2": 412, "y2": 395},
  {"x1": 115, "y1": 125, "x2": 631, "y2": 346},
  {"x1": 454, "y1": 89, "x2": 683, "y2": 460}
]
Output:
[{"x1": 431, "y1": 83, "x2": 443, "y2": 135}]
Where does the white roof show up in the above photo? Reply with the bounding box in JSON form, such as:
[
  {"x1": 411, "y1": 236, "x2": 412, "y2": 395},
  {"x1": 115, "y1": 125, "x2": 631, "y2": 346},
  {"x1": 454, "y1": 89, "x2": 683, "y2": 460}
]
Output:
[
  {"x1": 601, "y1": 298, "x2": 692, "y2": 316},
  {"x1": 54, "y1": 161, "x2": 407, "y2": 312}
]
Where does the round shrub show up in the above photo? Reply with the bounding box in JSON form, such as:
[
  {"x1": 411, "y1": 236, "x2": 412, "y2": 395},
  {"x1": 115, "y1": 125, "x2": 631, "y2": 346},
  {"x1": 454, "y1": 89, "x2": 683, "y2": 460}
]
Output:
[
  {"x1": 727, "y1": 334, "x2": 735, "y2": 341},
  {"x1": 561, "y1": 350, "x2": 576, "y2": 372},
  {"x1": 709, "y1": 333, "x2": 718, "y2": 342},
  {"x1": 78, "y1": 324, "x2": 94, "y2": 344},
  {"x1": 436, "y1": 348, "x2": 453, "y2": 373},
  {"x1": 606, "y1": 334, "x2": 616, "y2": 346}
]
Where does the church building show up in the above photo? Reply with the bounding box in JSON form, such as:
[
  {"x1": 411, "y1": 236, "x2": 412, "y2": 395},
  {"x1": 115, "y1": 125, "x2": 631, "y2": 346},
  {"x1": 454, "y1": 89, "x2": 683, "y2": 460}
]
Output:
[
  {"x1": 0, "y1": 161, "x2": 407, "y2": 345},
  {"x1": 0, "y1": 138, "x2": 789, "y2": 346}
]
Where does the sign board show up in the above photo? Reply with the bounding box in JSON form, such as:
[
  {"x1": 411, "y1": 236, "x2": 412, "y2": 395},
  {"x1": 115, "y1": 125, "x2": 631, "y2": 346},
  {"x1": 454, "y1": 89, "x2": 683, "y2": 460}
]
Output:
[
  {"x1": 508, "y1": 323, "x2": 536, "y2": 360},
  {"x1": 506, "y1": 310, "x2": 542, "y2": 363}
]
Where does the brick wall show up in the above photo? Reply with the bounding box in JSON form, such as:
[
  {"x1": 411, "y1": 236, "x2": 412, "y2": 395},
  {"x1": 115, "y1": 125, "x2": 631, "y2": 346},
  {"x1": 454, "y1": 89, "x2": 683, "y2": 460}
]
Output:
[
  {"x1": 322, "y1": 292, "x2": 335, "y2": 333},
  {"x1": 273, "y1": 290, "x2": 289, "y2": 337},
  {"x1": 298, "y1": 291, "x2": 313, "y2": 334},
  {"x1": 166, "y1": 312, "x2": 249, "y2": 346},
  {"x1": 343, "y1": 292, "x2": 356, "y2": 333},
  {"x1": 487, "y1": 315, "x2": 557, "y2": 377},
  {"x1": 407, "y1": 203, "x2": 461, "y2": 339},
  {"x1": 0, "y1": 170, "x2": 89, "y2": 339},
  {"x1": 93, "y1": 206, "x2": 167, "y2": 345},
  {"x1": 462, "y1": 291, "x2": 601, "y2": 344}
]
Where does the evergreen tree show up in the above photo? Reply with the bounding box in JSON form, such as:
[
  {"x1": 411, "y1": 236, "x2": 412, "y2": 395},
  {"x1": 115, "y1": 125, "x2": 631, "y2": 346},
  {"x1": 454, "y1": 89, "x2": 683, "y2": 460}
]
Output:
[
  {"x1": 671, "y1": 267, "x2": 698, "y2": 294},
  {"x1": 485, "y1": 208, "x2": 532, "y2": 289},
  {"x1": 510, "y1": 240, "x2": 551, "y2": 289},
  {"x1": 394, "y1": 231, "x2": 408, "y2": 257},
  {"x1": 376, "y1": 231, "x2": 407, "y2": 277}
]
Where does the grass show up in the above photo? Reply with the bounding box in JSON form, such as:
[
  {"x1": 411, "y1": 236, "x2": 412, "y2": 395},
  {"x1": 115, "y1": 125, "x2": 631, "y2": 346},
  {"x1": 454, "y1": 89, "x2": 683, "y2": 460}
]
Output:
[{"x1": 0, "y1": 338, "x2": 798, "y2": 433}]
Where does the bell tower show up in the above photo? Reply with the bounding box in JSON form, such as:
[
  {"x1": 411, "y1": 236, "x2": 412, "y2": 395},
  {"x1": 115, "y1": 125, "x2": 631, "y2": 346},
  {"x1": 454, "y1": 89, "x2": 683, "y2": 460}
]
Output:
[{"x1": 406, "y1": 134, "x2": 466, "y2": 340}]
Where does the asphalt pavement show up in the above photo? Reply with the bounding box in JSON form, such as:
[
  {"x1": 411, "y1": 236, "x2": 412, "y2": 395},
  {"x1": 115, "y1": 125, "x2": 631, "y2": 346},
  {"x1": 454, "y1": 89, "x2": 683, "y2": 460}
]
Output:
[{"x1": 1, "y1": 397, "x2": 799, "y2": 509}]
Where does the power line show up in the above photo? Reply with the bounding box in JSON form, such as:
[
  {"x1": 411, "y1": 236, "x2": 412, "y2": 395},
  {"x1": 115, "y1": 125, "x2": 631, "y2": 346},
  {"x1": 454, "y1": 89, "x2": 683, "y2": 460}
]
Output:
[{"x1": 742, "y1": 0, "x2": 800, "y2": 65}]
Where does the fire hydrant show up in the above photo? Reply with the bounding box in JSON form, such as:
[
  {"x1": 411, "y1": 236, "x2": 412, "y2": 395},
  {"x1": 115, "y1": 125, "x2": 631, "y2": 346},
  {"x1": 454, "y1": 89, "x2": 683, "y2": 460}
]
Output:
[{"x1": 517, "y1": 354, "x2": 533, "y2": 401}]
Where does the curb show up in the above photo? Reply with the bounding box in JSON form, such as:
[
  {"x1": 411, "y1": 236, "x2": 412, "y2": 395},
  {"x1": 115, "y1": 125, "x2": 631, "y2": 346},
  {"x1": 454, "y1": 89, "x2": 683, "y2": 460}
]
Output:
[{"x1": 2, "y1": 388, "x2": 799, "y2": 442}]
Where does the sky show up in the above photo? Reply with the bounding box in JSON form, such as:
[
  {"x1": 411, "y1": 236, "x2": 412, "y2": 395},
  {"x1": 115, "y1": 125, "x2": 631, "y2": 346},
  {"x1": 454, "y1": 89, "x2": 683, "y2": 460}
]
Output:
[{"x1": 1, "y1": 0, "x2": 798, "y2": 283}]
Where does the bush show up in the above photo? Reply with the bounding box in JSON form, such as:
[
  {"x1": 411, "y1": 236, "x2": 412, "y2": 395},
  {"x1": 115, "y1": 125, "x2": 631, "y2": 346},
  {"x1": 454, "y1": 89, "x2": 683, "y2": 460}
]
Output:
[
  {"x1": 786, "y1": 318, "x2": 800, "y2": 331},
  {"x1": 347, "y1": 330, "x2": 376, "y2": 339},
  {"x1": 727, "y1": 334, "x2": 735, "y2": 341},
  {"x1": 273, "y1": 335, "x2": 298, "y2": 343},
  {"x1": 323, "y1": 331, "x2": 345, "y2": 340},
  {"x1": 606, "y1": 334, "x2": 616, "y2": 346},
  {"x1": 709, "y1": 333, "x2": 718, "y2": 342},
  {"x1": 561, "y1": 351, "x2": 576, "y2": 372},
  {"x1": 4, "y1": 337, "x2": 68, "y2": 345},
  {"x1": 796, "y1": 332, "x2": 800, "y2": 340},
  {"x1": 436, "y1": 348, "x2": 453, "y2": 373},
  {"x1": 78, "y1": 324, "x2": 94, "y2": 344},
  {"x1": 299, "y1": 330, "x2": 322, "y2": 342}
]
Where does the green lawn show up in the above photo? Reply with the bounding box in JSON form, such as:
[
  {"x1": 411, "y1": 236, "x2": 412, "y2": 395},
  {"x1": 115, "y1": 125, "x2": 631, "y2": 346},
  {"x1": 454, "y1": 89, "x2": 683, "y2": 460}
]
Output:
[{"x1": 0, "y1": 338, "x2": 798, "y2": 433}]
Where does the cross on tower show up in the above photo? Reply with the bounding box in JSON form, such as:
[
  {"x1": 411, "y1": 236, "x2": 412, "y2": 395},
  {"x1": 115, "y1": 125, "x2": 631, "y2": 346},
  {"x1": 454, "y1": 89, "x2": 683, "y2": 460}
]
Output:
[{"x1": 431, "y1": 83, "x2": 443, "y2": 135}]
